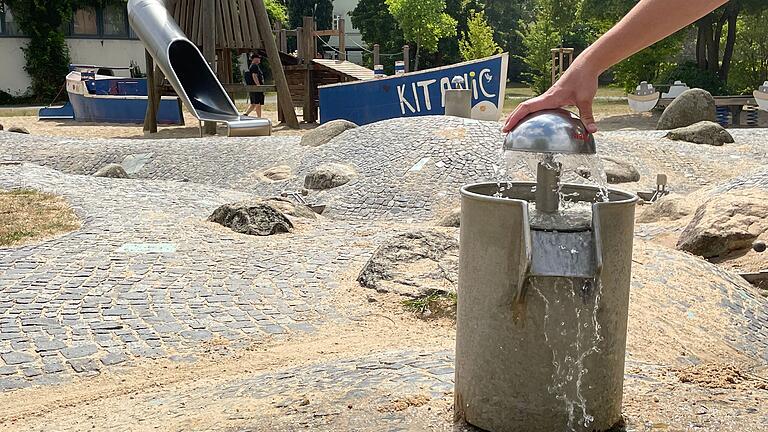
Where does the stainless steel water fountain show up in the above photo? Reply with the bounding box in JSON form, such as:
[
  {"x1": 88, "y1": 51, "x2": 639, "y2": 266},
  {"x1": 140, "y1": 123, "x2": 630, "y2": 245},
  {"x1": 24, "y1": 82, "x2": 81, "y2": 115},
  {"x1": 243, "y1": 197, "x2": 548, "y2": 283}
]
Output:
[{"x1": 455, "y1": 109, "x2": 638, "y2": 432}]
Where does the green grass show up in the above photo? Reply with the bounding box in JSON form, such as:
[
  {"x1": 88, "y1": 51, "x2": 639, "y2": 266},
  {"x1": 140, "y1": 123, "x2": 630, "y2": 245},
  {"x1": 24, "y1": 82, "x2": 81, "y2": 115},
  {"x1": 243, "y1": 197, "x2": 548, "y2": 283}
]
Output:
[
  {"x1": 0, "y1": 189, "x2": 80, "y2": 247},
  {"x1": 505, "y1": 83, "x2": 628, "y2": 99},
  {"x1": 0, "y1": 107, "x2": 40, "y2": 117},
  {"x1": 402, "y1": 291, "x2": 457, "y2": 318}
]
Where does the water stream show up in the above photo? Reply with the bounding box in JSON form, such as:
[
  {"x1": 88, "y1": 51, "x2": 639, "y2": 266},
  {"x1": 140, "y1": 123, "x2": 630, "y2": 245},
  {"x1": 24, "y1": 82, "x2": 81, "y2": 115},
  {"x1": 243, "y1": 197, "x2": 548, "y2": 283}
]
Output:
[{"x1": 497, "y1": 147, "x2": 609, "y2": 431}]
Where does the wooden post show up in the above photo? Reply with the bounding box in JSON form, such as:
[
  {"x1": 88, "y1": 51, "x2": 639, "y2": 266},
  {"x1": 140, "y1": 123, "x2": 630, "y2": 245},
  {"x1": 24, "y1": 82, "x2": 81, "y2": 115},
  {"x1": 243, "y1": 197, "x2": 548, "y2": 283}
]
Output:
[
  {"x1": 373, "y1": 44, "x2": 380, "y2": 67},
  {"x1": 551, "y1": 49, "x2": 557, "y2": 86},
  {"x1": 338, "y1": 17, "x2": 346, "y2": 62},
  {"x1": 252, "y1": 0, "x2": 299, "y2": 128},
  {"x1": 302, "y1": 16, "x2": 314, "y2": 122},
  {"x1": 144, "y1": 50, "x2": 158, "y2": 134},
  {"x1": 403, "y1": 45, "x2": 410, "y2": 73},
  {"x1": 296, "y1": 27, "x2": 304, "y2": 62},
  {"x1": 558, "y1": 49, "x2": 564, "y2": 80},
  {"x1": 201, "y1": 0, "x2": 217, "y2": 135}
]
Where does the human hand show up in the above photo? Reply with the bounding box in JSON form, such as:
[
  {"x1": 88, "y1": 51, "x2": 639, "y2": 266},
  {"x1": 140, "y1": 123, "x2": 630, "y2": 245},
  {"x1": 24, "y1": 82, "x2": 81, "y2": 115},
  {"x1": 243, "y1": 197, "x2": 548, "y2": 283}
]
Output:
[{"x1": 502, "y1": 63, "x2": 599, "y2": 133}]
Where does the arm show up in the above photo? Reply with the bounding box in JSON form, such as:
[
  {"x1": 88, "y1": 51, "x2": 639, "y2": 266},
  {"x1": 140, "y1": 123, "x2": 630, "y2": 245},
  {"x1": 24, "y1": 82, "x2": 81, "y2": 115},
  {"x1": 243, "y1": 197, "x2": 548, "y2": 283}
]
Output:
[
  {"x1": 503, "y1": 0, "x2": 728, "y2": 133},
  {"x1": 252, "y1": 73, "x2": 260, "y2": 86}
]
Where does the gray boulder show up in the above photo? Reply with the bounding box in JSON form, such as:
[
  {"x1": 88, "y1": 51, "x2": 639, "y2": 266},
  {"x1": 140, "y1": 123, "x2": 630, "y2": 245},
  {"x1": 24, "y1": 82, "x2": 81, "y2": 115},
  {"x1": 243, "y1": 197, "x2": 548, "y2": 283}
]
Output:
[
  {"x1": 657, "y1": 88, "x2": 717, "y2": 130},
  {"x1": 263, "y1": 197, "x2": 318, "y2": 220},
  {"x1": 357, "y1": 230, "x2": 459, "y2": 298},
  {"x1": 677, "y1": 191, "x2": 768, "y2": 258},
  {"x1": 576, "y1": 157, "x2": 640, "y2": 184},
  {"x1": 437, "y1": 207, "x2": 461, "y2": 227},
  {"x1": 300, "y1": 120, "x2": 358, "y2": 147},
  {"x1": 8, "y1": 126, "x2": 29, "y2": 134},
  {"x1": 209, "y1": 203, "x2": 293, "y2": 236},
  {"x1": 304, "y1": 163, "x2": 356, "y2": 190},
  {"x1": 603, "y1": 157, "x2": 640, "y2": 184},
  {"x1": 664, "y1": 121, "x2": 734, "y2": 146},
  {"x1": 93, "y1": 164, "x2": 129, "y2": 179},
  {"x1": 260, "y1": 165, "x2": 292, "y2": 181},
  {"x1": 636, "y1": 195, "x2": 694, "y2": 223}
]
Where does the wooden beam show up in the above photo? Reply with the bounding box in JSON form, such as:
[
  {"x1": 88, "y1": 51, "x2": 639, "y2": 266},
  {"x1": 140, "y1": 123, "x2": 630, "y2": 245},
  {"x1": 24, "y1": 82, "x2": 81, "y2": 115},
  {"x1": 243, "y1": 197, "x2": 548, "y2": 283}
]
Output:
[
  {"x1": 302, "y1": 16, "x2": 314, "y2": 122},
  {"x1": 221, "y1": 84, "x2": 277, "y2": 92},
  {"x1": 313, "y1": 30, "x2": 338, "y2": 37},
  {"x1": 202, "y1": 0, "x2": 217, "y2": 135},
  {"x1": 373, "y1": 44, "x2": 380, "y2": 66},
  {"x1": 253, "y1": 0, "x2": 299, "y2": 128}
]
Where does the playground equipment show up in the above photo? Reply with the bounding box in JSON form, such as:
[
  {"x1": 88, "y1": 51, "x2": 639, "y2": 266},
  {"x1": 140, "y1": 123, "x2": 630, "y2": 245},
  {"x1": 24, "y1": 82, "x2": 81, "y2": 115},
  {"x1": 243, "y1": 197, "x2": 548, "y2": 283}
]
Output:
[
  {"x1": 455, "y1": 109, "x2": 638, "y2": 431},
  {"x1": 128, "y1": 0, "x2": 273, "y2": 136}
]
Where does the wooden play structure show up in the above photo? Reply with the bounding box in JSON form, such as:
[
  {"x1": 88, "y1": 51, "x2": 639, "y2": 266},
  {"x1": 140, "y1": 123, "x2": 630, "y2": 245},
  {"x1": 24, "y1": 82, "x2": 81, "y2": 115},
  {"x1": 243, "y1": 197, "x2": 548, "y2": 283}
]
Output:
[
  {"x1": 551, "y1": 47, "x2": 574, "y2": 85},
  {"x1": 142, "y1": 0, "x2": 377, "y2": 133}
]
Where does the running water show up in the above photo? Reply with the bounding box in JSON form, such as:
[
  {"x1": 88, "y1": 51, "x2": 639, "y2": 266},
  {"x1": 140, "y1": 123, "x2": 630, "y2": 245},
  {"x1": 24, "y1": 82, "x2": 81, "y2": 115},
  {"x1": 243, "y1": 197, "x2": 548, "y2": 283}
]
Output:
[{"x1": 533, "y1": 278, "x2": 603, "y2": 432}]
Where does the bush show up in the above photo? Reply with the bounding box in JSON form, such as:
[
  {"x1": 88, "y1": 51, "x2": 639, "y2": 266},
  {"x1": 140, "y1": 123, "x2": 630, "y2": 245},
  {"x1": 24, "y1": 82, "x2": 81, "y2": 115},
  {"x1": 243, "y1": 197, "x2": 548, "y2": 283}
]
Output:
[{"x1": 658, "y1": 61, "x2": 729, "y2": 95}]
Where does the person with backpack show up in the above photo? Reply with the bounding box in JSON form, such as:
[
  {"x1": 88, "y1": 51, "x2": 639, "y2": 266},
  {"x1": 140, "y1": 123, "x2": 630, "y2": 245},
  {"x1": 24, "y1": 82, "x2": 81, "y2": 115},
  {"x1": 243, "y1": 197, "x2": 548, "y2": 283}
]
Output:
[{"x1": 243, "y1": 53, "x2": 266, "y2": 117}]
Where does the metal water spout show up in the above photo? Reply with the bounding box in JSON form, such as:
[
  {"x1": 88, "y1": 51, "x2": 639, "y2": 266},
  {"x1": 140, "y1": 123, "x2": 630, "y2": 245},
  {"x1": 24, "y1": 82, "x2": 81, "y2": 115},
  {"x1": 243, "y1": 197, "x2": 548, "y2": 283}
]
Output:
[{"x1": 503, "y1": 108, "x2": 595, "y2": 213}]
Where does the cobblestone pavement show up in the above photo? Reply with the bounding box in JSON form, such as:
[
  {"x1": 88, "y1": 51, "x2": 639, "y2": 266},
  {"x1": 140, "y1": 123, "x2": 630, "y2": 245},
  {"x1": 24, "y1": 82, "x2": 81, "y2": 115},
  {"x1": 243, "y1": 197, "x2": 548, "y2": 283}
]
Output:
[
  {"x1": 0, "y1": 164, "x2": 382, "y2": 389},
  {"x1": 3, "y1": 117, "x2": 768, "y2": 220},
  {"x1": 1, "y1": 119, "x2": 768, "y2": 430}
]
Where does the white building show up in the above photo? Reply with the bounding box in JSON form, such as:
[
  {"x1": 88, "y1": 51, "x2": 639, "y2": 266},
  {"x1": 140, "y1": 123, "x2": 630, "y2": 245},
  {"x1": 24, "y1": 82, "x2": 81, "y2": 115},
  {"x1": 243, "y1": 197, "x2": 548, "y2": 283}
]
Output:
[
  {"x1": 330, "y1": 0, "x2": 365, "y2": 64},
  {"x1": 0, "y1": 0, "x2": 367, "y2": 98},
  {"x1": 0, "y1": 2, "x2": 147, "y2": 97}
]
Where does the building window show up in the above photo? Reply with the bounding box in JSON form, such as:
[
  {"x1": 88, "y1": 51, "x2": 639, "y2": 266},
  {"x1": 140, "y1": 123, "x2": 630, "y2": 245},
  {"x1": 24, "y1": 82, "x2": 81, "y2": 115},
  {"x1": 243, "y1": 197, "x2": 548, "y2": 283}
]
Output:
[
  {"x1": 102, "y1": 2, "x2": 128, "y2": 37},
  {"x1": 72, "y1": 7, "x2": 99, "y2": 36},
  {"x1": 1, "y1": 4, "x2": 22, "y2": 36}
]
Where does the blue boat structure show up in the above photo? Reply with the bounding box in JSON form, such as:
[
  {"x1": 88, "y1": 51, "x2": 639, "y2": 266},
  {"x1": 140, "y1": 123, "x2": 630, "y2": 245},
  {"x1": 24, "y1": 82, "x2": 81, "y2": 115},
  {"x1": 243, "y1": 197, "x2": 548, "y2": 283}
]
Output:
[
  {"x1": 318, "y1": 53, "x2": 509, "y2": 125},
  {"x1": 39, "y1": 65, "x2": 184, "y2": 124}
]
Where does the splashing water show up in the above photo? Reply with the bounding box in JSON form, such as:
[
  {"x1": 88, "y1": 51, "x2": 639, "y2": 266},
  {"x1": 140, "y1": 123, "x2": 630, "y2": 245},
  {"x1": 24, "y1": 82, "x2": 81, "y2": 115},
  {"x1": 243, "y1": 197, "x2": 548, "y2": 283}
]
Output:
[{"x1": 533, "y1": 277, "x2": 604, "y2": 432}]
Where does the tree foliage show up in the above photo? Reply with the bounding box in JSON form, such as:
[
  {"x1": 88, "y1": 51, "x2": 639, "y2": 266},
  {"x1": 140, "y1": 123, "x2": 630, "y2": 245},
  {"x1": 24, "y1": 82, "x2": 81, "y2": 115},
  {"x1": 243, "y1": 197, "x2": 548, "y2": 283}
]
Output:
[
  {"x1": 385, "y1": 0, "x2": 457, "y2": 70},
  {"x1": 350, "y1": 0, "x2": 405, "y2": 71},
  {"x1": 285, "y1": 0, "x2": 333, "y2": 33},
  {"x1": 459, "y1": 10, "x2": 501, "y2": 61},
  {"x1": 5, "y1": 0, "x2": 75, "y2": 101},
  {"x1": 728, "y1": 11, "x2": 768, "y2": 93},
  {"x1": 265, "y1": 0, "x2": 288, "y2": 25}
]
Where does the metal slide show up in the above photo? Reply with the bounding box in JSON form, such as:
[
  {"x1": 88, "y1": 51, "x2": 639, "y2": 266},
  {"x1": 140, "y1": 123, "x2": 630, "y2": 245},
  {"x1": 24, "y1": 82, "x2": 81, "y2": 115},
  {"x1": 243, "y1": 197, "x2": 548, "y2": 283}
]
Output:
[{"x1": 127, "y1": 0, "x2": 271, "y2": 136}]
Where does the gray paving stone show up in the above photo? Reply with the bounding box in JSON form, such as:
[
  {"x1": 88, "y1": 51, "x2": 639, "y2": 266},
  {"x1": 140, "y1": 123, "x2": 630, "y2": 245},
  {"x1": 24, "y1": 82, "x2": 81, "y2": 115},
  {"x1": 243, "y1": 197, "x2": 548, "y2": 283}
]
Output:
[
  {"x1": 60, "y1": 345, "x2": 99, "y2": 359},
  {"x1": 0, "y1": 351, "x2": 35, "y2": 365}
]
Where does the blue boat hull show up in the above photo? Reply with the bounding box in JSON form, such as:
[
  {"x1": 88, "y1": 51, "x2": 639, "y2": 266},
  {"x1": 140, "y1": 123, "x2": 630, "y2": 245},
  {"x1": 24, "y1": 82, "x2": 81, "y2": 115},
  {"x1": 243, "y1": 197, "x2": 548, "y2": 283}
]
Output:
[
  {"x1": 68, "y1": 92, "x2": 183, "y2": 124},
  {"x1": 39, "y1": 102, "x2": 75, "y2": 120},
  {"x1": 319, "y1": 53, "x2": 508, "y2": 125}
]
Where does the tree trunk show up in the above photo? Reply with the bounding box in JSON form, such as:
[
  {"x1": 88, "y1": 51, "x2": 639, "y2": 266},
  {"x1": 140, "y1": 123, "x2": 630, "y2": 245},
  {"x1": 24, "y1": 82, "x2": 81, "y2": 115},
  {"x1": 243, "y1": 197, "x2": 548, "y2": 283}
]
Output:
[
  {"x1": 719, "y1": 4, "x2": 740, "y2": 83},
  {"x1": 415, "y1": 43, "x2": 421, "y2": 71},
  {"x1": 696, "y1": 20, "x2": 707, "y2": 69},
  {"x1": 706, "y1": 18, "x2": 718, "y2": 74}
]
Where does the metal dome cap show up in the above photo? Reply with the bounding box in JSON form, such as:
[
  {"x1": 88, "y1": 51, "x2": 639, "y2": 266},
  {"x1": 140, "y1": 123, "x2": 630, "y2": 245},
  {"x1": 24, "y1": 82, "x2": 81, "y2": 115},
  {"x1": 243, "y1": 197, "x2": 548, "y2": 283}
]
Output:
[{"x1": 503, "y1": 108, "x2": 596, "y2": 155}]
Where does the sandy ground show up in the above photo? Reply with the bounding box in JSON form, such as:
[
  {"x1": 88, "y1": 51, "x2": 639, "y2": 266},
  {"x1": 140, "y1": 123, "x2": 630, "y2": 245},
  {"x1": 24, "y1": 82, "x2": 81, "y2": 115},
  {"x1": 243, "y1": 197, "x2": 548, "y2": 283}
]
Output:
[{"x1": 1, "y1": 261, "x2": 767, "y2": 431}]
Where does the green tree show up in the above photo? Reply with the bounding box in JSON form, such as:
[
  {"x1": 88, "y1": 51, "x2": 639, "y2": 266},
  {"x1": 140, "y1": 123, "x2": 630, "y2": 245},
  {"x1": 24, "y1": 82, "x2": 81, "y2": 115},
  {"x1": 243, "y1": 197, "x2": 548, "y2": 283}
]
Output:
[
  {"x1": 459, "y1": 10, "x2": 501, "y2": 61},
  {"x1": 285, "y1": 0, "x2": 333, "y2": 32},
  {"x1": 350, "y1": 0, "x2": 405, "y2": 71},
  {"x1": 265, "y1": 0, "x2": 288, "y2": 25},
  {"x1": 481, "y1": 0, "x2": 534, "y2": 81},
  {"x1": 385, "y1": 0, "x2": 457, "y2": 70},
  {"x1": 5, "y1": 0, "x2": 75, "y2": 101},
  {"x1": 728, "y1": 11, "x2": 768, "y2": 93}
]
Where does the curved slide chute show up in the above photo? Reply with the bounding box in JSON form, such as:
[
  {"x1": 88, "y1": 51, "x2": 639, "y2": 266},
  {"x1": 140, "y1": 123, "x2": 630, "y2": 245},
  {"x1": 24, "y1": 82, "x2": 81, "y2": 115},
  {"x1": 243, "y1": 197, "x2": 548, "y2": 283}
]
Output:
[{"x1": 127, "y1": 0, "x2": 271, "y2": 136}]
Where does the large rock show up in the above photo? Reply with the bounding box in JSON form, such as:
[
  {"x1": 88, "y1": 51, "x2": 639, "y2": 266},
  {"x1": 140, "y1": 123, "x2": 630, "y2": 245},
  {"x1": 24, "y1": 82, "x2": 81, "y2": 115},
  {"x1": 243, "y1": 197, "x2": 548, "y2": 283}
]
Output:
[
  {"x1": 260, "y1": 165, "x2": 292, "y2": 181},
  {"x1": 209, "y1": 203, "x2": 293, "y2": 236},
  {"x1": 603, "y1": 157, "x2": 640, "y2": 184},
  {"x1": 664, "y1": 121, "x2": 734, "y2": 146},
  {"x1": 304, "y1": 163, "x2": 356, "y2": 190},
  {"x1": 676, "y1": 191, "x2": 768, "y2": 258},
  {"x1": 657, "y1": 88, "x2": 717, "y2": 130},
  {"x1": 637, "y1": 195, "x2": 695, "y2": 223},
  {"x1": 8, "y1": 126, "x2": 29, "y2": 134},
  {"x1": 93, "y1": 164, "x2": 129, "y2": 179},
  {"x1": 300, "y1": 120, "x2": 358, "y2": 147},
  {"x1": 437, "y1": 207, "x2": 461, "y2": 227},
  {"x1": 263, "y1": 197, "x2": 318, "y2": 220},
  {"x1": 357, "y1": 230, "x2": 459, "y2": 297}
]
